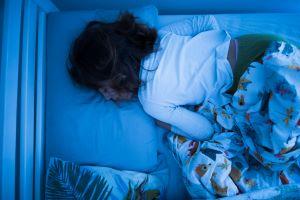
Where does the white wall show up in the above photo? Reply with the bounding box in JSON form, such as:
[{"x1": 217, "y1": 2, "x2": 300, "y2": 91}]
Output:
[{"x1": 51, "y1": 0, "x2": 300, "y2": 14}]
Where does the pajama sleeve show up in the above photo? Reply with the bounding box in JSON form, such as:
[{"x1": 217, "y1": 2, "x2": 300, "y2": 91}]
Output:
[
  {"x1": 160, "y1": 15, "x2": 220, "y2": 36},
  {"x1": 142, "y1": 101, "x2": 213, "y2": 141}
]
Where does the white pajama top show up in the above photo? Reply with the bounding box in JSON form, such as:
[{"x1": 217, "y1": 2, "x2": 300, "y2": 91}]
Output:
[{"x1": 138, "y1": 15, "x2": 233, "y2": 140}]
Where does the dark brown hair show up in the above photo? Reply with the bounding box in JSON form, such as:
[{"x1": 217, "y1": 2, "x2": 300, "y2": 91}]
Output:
[{"x1": 68, "y1": 12, "x2": 158, "y2": 94}]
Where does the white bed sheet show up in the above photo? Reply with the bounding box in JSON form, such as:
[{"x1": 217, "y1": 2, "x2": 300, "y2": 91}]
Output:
[{"x1": 158, "y1": 13, "x2": 300, "y2": 46}]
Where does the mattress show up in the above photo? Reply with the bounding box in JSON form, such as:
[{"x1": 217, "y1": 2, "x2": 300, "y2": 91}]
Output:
[{"x1": 46, "y1": 12, "x2": 300, "y2": 199}]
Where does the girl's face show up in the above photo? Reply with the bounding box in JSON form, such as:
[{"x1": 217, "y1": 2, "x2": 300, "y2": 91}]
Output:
[{"x1": 98, "y1": 80, "x2": 133, "y2": 101}]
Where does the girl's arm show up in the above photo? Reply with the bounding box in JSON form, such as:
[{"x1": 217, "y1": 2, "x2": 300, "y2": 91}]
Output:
[
  {"x1": 160, "y1": 15, "x2": 219, "y2": 36},
  {"x1": 144, "y1": 102, "x2": 213, "y2": 141}
]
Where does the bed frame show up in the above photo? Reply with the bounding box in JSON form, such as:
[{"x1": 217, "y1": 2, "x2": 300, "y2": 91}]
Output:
[{"x1": 0, "y1": 1, "x2": 57, "y2": 199}]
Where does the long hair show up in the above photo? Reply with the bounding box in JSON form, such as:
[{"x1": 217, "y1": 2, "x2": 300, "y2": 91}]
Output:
[{"x1": 68, "y1": 12, "x2": 158, "y2": 94}]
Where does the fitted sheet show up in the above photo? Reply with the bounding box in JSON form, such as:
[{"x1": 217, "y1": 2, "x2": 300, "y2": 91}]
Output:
[{"x1": 158, "y1": 13, "x2": 300, "y2": 45}]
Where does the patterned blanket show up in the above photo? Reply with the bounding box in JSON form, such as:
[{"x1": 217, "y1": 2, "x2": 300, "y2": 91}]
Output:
[{"x1": 167, "y1": 41, "x2": 300, "y2": 198}]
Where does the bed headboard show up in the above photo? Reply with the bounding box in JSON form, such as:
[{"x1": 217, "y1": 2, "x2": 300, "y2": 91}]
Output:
[{"x1": 51, "y1": 0, "x2": 300, "y2": 14}]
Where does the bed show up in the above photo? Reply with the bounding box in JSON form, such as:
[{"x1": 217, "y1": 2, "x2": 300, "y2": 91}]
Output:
[{"x1": 44, "y1": 10, "x2": 300, "y2": 199}]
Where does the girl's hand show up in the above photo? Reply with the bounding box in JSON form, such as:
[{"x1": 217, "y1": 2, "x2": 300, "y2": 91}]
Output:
[{"x1": 155, "y1": 120, "x2": 171, "y2": 131}]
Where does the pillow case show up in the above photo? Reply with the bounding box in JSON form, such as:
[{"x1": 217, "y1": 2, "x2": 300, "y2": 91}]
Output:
[
  {"x1": 46, "y1": 157, "x2": 166, "y2": 199},
  {"x1": 46, "y1": 5, "x2": 160, "y2": 172}
]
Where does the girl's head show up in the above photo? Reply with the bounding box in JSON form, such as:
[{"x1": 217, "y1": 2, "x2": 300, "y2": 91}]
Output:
[{"x1": 68, "y1": 12, "x2": 157, "y2": 101}]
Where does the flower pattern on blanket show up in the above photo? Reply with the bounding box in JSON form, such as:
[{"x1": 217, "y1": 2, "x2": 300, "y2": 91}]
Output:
[{"x1": 167, "y1": 41, "x2": 300, "y2": 198}]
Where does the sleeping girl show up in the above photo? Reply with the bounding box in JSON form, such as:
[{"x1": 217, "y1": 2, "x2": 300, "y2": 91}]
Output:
[{"x1": 68, "y1": 12, "x2": 282, "y2": 140}]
